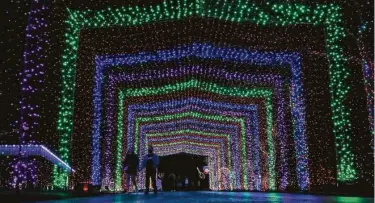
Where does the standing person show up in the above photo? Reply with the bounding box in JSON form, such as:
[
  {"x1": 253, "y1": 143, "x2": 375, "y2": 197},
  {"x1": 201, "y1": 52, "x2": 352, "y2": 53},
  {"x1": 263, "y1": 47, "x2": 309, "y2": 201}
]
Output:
[
  {"x1": 168, "y1": 173, "x2": 176, "y2": 191},
  {"x1": 123, "y1": 149, "x2": 139, "y2": 193},
  {"x1": 176, "y1": 175, "x2": 182, "y2": 190},
  {"x1": 140, "y1": 145, "x2": 159, "y2": 194}
]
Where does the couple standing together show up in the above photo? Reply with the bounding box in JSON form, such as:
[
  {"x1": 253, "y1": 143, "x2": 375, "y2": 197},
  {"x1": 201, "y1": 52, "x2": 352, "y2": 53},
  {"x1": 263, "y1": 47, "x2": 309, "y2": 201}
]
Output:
[{"x1": 123, "y1": 145, "x2": 159, "y2": 194}]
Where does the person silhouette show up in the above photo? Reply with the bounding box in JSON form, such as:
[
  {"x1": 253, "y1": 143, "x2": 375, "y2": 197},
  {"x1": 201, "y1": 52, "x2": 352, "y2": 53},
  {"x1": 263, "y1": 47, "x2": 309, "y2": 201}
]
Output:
[
  {"x1": 140, "y1": 145, "x2": 159, "y2": 194},
  {"x1": 123, "y1": 148, "x2": 139, "y2": 193}
]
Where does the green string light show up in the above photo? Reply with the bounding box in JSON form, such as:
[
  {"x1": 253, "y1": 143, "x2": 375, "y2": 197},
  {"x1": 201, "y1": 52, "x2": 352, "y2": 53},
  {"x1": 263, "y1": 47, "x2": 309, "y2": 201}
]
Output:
[
  {"x1": 56, "y1": 0, "x2": 355, "y2": 188},
  {"x1": 117, "y1": 78, "x2": 275, "y2": 189}
]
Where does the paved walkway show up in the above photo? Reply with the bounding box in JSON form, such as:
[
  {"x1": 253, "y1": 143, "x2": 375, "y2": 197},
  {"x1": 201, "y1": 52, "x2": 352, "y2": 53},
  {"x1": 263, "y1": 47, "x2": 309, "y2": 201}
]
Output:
[{"x1": 28, "y1": 191, "x2": 374, "y2": 203}]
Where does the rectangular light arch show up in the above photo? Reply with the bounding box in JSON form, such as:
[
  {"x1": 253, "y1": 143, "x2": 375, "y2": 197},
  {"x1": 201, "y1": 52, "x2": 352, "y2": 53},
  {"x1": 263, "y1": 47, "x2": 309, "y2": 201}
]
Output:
[
  {"x1": 97, "y1": 49, "x2": 301, "y2": 190},
  {"x1": 54, "y1": 1, "x2": 354, "y2": 190},
  {"x1": 139, "y1": 117, "x2": 258, "y2": 191},
  {"x1": 146, "y1": 134, "x2": 228, "y2": 191},
  {"x1": 130, "y1": 101, "x2": 259, "y2": 190},
  {"x1": 103, "y1": 63, "x2": 294, "y2": 189}
]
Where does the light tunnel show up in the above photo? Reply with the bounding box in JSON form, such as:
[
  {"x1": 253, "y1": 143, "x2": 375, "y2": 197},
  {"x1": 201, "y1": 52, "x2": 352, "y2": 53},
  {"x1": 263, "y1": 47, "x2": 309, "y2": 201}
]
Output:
[{"x1": 48, "y1": 1, "x2": 362, "y2": 193}]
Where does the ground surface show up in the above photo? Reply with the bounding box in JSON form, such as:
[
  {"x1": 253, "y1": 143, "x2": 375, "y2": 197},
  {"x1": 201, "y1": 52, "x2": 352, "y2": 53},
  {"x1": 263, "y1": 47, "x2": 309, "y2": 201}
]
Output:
[{"x1": 26, "y1": 191, "x2": 374, "y2": 203}]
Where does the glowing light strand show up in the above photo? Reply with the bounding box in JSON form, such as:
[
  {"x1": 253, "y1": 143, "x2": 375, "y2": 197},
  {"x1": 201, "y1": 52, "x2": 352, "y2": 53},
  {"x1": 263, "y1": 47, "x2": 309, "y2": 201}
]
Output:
[
  {"x1": 14, "y1": 0, "x2": 49, "y2": 187},
  {"x1": 55, "y1": 0, "x2": 353, "y2": 187},
  {"x1": 128, "y1": 100, "x2": 261, "y2": 190},
  {"x1": 101, "y1": 63, "x2": 293, "y2": 189}
]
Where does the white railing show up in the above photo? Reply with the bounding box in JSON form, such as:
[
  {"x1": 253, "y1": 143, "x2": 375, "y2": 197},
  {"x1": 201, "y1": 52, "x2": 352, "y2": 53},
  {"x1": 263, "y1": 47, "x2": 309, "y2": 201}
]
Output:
[{"x1": 0, "y1": 144, "x2": 75, "y2": 173}]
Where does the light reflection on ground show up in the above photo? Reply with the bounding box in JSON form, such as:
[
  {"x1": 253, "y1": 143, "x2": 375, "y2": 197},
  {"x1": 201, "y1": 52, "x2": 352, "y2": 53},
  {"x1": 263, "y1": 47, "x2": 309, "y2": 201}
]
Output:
[{"x1": 27, "y1": 191, "x2": 374, "y2": 203}]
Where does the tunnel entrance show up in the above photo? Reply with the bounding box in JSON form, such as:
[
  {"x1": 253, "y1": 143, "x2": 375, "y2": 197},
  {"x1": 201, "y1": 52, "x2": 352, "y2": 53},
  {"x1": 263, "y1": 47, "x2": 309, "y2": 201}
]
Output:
[{"x1": 158, "y1": 153, "x2": 209, "y2": 191}]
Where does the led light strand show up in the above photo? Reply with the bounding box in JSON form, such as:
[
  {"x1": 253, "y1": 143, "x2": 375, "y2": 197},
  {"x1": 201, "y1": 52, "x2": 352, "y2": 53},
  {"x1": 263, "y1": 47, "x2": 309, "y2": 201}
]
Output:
[
  {"x1": 94, "y1": 44, "x2": 306, "y2": 190},
  {"x1": 102, "y1": 64, "x2": 290, "y2": 189},
  {"x1": 13, "y1": 0, "x2": 49, "y2": 187},
  {"x1": 56, "y1": 1, "x2": 352, "y2": 188},
  {"x1": 145, "y1": 133, "x2": 228, "y2": 191},
  {"x1": 111, "y1": 79, "x2": 276, "y2": 188},
  {"x1": 129, "y1": 103, "x2": 259, "y2": 190}
]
